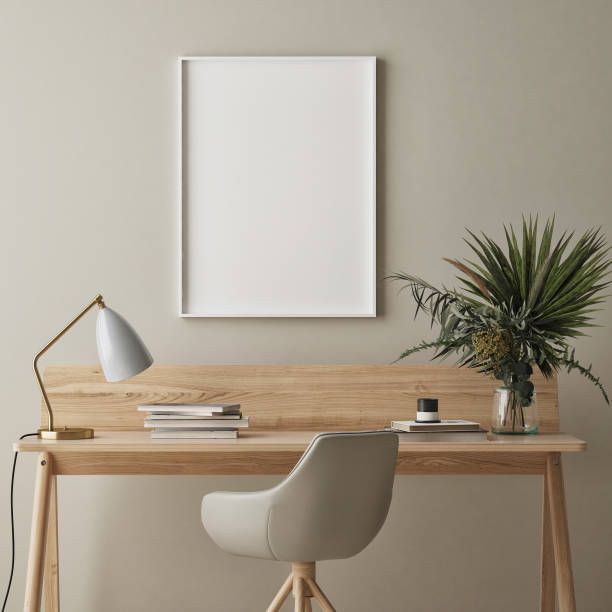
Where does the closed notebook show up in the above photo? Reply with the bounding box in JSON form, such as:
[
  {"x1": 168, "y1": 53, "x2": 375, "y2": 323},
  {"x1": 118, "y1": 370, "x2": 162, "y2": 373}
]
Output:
[
  {"x1": 144, "y1": 413, "x2": 242, "y2": 420},
  {"x1": 138, "y1": 403, "x2": 241, "y2": 415},
  {"x1": 151, "y1": 429, "x2": 239, "y2": 439},
  {"x1": 144, "y1": 417, "x2": 249, "y2": 429},
  {"x1": 391, "y1": 419, "x2": 481, "y2": 433}
]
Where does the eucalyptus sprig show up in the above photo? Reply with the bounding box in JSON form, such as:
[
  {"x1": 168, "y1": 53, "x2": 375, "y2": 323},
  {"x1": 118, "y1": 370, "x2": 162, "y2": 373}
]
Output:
[{"x1": 389, "y1": 217, "x2": 610, "y2": 404}]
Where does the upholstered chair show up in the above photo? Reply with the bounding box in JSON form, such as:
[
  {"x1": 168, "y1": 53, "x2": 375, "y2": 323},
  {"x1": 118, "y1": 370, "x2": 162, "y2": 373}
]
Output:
[{"x1": 202, "y1": 431, "x2": 399, "y2": 611}]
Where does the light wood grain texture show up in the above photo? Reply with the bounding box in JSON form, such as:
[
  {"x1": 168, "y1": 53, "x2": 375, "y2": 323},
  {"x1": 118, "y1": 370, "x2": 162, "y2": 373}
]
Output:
[
  {"x1": 292, "y1": 563, "x2": 314, "y2": 599},
  {"x1": 540, "y1": 469, "x2": 556, "y2": 612},
  {"x1": 14, "y1": 431, "x2": 584, "y2": 475},
  {"x1": 305, "y1": 578, "x2": 336, "y2": 612},
  {"x1": 15, "y1": 365, "x2": 581, "y2": 612},
  {"x1": 266, "y1": 574, "x2": 293, "y2": 612},
  {"x1": 49, "y1": 450, "x2": 304, "y2": 476},
  {"x1": 293, "y1": 575, "x2": 304, "y2": 612},
  {"x1": 16, "y1": 365, "x2": 581, "y2": 611},
  {"x1": 39, "y1": 365, "x2": 560, "y2": 432},
  {"x1": 24, "y1": 454, "x2": 52, "y2": 612},
  {"x1": 396, "y1": 452, "x2": 548, "y2": 475},
  {"x1": 42, "y1": 451, "x2": 552, "y2": 476},
  {"x1": 546, "y1": 454, "x2": 577, "y2": 612},
  {"x1": 292, "y1": 562, "x2": 316, "y2": 582},
  {"x1": 42, "y1": 476, "x2": 60, "y2": 612},
  {"x1": 15, "y1": 430, "x2": 585, "y2": 455},
  {"x1": 291, "y1": 565, "x2": 319, "y2": 612}
]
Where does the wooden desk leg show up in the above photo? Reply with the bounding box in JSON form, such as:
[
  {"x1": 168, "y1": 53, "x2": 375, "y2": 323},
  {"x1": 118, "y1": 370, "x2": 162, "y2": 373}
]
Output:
[
  {"x1": 546, "y1": 453, "x2": 576, "y2": 612},
  {"x1": 43, "y1": 475, "x2": 60, "y2": 611},
  {"x1": 540, "y1": 468, "x2": 556, "y2": 611},
  {"x1": 24, "y1": 453, "x2": 53, "y2": 612}
]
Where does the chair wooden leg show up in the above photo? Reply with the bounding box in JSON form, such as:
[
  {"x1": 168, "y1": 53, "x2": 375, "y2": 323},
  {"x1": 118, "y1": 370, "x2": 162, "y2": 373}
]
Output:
[
  {"x1": 24, "y1": 453, "x2": 53, "y2": 612},
  {"x1": 546, "y1": 454, "x2": 576, "y2": 612},
  {"x1": 304, "y1": 583, "x2": 313, "y2": 611},
  {"x1": 43, "y1": 476, "x2": 60, "y2": 612},
  {"x1": 305, "y1": 578, "x2": 336, "y2": 612},
  {"x1": 291, "y1": 563, "x2": 316, "y2": 612},
  {"x1": 293, "y1": 576, "x2": 305, "y2": 612},
  {"x1": 267, "y1": 563, "x2": 333, "y2": 612},
  {"x1": 540, "y1": 469, "x2": 556, "y2": 612},
  {"x1": 267, "y1": 573, "x2": 293, "y2": 612}
]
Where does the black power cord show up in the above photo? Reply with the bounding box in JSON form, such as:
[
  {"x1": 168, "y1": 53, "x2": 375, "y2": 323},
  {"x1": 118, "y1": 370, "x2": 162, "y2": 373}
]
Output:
[{"x1": 2, "y1": 433, "x2": 38, "y2": 612}]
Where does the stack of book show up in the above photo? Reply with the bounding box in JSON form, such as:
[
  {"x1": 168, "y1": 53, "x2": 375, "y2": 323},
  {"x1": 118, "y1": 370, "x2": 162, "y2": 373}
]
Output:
[
  {"x1": 391, "y1": 419, "x2": 483, "y2": 433},
  {"x1": 138, "y1": 403, "x2": 248, "y2": 439}
]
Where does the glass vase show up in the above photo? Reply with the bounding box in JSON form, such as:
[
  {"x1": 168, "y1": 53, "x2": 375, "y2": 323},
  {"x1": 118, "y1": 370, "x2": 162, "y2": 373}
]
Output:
[{"x1": 491, "y1": 387, "x2": 538, "y2": 434}]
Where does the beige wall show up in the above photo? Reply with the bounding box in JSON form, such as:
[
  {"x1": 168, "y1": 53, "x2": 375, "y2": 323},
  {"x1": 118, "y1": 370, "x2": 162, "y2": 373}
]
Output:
[{"x1": 1, "y1": 1, "x2": 611, "y2": 610}]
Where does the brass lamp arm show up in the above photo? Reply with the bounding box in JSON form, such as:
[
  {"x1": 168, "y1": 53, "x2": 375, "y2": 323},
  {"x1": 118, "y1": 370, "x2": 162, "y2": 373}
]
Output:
[{"x1": 34, "y1": 294, "x2": 106, "y2": 431}]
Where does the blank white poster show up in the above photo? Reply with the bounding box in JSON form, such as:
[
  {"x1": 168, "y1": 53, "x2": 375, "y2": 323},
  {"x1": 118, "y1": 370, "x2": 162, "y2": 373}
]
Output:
[{"x1": 180, "y1": 57, "x2": 376, "y2": 316}]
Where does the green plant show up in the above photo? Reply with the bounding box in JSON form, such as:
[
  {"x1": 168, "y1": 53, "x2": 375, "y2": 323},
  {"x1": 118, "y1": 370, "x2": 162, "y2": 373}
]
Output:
[{"x1": 389, "y1": 217, "x2": 610, "y2": 422}]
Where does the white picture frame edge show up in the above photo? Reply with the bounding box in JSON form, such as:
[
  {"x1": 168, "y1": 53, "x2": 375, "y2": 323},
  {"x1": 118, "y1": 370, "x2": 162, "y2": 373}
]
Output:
[{"x1": 178, "y1": 56, "x2": 377, "y2": 317}]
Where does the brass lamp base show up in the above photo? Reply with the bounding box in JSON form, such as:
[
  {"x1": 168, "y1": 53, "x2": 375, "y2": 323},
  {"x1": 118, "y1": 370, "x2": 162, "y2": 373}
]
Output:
[{"x1": 38, "y1": 427, "x2": 94, "y2": 440}]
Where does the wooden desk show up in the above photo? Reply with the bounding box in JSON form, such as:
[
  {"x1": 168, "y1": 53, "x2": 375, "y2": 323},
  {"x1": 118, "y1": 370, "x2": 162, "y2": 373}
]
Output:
[
  {"x1": 15, "y1": 430, "x2": 585, "y2": 612},
  {"x1": 16, "y1": 364, "x2": 584, "y2": 611}
]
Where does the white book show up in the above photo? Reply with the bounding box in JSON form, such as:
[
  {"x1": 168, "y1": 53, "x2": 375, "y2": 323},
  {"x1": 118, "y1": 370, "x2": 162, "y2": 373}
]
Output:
[
  {"x1": 392, "y1": 431, "x2": 488, "y2": 441},
  {"x1": 151, "y1": 429, "x2": 238, "y2": 439},
  {"x1": 144, "y1": 418, "x2": 249, "y2": 429},
  {"x1": 145, "y1": 413, "x2": 242, "y2": 420},
  {"x1": 391, "y1": 419, "x2": 481, "y2": 433},
  {"x1": 138, "y1": 403, "x2": 241, "y2": 415}
]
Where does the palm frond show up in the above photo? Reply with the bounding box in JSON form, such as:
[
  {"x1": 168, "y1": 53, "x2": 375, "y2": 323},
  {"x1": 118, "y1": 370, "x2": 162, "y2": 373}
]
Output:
[
  {"x1": 443, "y1": 258, "x2": 491, "y2": 299},
  {"x1": 390, "y1": 216, "x2": 610, "y2": 404},
  {"x1": 392, "y1": 339, "x2": 450, "y2": 363},
  {"x1": 386, "y1": 273, "x2": 458, "y2": 326}
]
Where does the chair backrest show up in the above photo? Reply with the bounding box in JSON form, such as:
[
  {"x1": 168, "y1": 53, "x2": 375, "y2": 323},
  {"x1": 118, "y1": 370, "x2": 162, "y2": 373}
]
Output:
[{"x1": 266, "y1": 431, "x2": 399, "y2": 562}]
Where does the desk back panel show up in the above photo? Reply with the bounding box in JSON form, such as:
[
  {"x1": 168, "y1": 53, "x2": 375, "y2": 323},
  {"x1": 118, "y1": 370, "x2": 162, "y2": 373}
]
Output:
[{"x1": 41, "y1": 365, "x2": 559, "y2": 433}]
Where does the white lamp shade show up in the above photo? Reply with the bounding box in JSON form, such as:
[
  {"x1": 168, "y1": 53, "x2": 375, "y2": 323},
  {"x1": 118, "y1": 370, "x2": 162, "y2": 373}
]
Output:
[{"x1": 96, "y1": 307, "x2": 153, "y2": 382}]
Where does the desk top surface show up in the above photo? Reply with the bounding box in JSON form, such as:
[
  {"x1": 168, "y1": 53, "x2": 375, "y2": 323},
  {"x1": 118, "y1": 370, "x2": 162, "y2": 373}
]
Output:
[{"x1": 15, "y1": 430, "x2": 586, "y2": 454}]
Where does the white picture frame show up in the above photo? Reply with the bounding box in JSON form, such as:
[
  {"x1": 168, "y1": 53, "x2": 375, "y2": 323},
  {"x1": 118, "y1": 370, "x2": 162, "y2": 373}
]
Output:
[{"x1": 179, "y1": 56, "x2": 376, "y2": 317}]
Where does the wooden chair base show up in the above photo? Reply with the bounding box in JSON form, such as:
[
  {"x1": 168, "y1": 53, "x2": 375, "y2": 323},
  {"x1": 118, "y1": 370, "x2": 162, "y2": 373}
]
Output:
[{"x1": 267, "y1": 562, "x2": 336, "y2": 612}]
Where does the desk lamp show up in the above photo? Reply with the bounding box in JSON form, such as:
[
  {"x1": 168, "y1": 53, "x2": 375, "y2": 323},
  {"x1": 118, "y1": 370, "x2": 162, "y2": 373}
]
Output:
[{"x1": 33, "y1": 294, "x2": 153, "y2": 440}]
